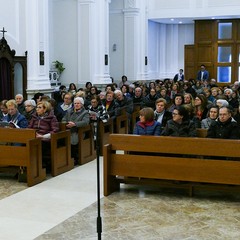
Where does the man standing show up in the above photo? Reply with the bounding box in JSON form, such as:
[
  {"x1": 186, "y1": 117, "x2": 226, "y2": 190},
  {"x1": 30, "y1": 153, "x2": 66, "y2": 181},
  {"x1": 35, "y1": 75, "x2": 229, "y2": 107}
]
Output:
[
  {"x1": 207, "y1": 106, "x2": 240, "y2": 139},
  {"x1": 173, "y1": 69, "x2": 184, "y2": 82},
  {"x1": 197, "y1": 64, "x2": 209, "y2": 81}
]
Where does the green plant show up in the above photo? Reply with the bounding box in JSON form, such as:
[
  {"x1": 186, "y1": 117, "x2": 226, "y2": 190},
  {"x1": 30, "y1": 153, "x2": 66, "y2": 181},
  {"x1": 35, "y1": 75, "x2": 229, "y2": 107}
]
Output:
[{"x1": 53, "y1": 60, "x2": 65, "y2": 74}]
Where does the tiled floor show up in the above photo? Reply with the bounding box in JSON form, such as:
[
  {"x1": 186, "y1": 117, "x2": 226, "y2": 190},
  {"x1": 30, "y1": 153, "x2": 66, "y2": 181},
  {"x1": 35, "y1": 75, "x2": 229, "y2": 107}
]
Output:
[{"x1": 0, "y1": 159, "x2": 240, "y2": 240}]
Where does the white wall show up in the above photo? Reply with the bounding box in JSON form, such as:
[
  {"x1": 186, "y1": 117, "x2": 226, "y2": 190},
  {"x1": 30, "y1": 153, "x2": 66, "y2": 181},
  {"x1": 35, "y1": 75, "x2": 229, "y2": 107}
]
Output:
[
  {"x1": 2, "y1": 0, "x2": 240, "y2": 90},
  {"x1": 148, "y1": 21, "x2": 194, "y2": 80},
  {"x1": 109, "y1": 0, "x2": 124, "y2": 83},
  {"x1": 49, "y1": 0, "x2": 78, "y2": 88},
  {"x1": 0, "y1": 0, "x2": 26, "y2": 56}
]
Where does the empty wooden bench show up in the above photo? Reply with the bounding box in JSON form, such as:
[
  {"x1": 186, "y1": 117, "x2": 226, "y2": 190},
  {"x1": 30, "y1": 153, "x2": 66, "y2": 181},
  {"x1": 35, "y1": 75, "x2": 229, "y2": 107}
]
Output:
[
  {"x1": 103, "y1": 134, "x2": 240, "y2": 196},
  {"x1": 0, "y1": 128, "x2": 46, "y2": 186}
]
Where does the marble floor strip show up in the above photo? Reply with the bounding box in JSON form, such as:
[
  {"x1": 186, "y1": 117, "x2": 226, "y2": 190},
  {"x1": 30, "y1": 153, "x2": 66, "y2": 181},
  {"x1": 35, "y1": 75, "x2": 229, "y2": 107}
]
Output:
[{"x1": 0, "y1": 158, "x2": 240, "y2": 240}]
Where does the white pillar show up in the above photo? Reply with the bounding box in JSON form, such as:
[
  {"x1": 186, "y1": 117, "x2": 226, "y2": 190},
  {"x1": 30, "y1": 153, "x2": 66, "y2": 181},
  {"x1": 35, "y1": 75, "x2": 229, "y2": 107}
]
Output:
[
  {"x1": 123, "y1": 0, "x2": 148, "y2": 81},
  {"x1": 77, "y1": 0, "x2": 111, "y2": 87},
  {"x1": 25, "y1": 0, "x2": 52, "y2": 97}
]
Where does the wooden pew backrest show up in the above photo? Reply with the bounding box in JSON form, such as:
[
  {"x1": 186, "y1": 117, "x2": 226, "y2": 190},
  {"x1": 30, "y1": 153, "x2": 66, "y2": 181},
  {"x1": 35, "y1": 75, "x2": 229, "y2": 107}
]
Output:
[
  {"x1": 0, "y1": 128, "x2": 46, "y2": 186},
  {"x1": 104, "y1": 134, "x2": 240, "y2": 196}
]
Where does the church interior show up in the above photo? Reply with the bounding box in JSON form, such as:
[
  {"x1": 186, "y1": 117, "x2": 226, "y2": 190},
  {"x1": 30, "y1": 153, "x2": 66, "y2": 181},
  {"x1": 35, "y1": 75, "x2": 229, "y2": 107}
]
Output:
[{"x1": 1, "y1": 0, "x2": 240, "y2": 239}]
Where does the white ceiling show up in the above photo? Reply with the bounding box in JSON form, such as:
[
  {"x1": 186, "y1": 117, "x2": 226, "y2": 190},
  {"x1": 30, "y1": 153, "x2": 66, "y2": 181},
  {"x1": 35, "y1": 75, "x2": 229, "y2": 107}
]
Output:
[{"x1": 150, "y1": 16, "x2": 240, "y2": 25}]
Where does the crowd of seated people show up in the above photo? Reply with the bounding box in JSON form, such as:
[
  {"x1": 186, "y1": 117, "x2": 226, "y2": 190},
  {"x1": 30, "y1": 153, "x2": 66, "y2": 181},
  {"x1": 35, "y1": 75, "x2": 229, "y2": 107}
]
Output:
[
  {"x1": 125, "y1": 77, "x2": 240, "y2": 138},
  {"x1": 1, "y1": 76, "x2": 240, "y2": 172}
]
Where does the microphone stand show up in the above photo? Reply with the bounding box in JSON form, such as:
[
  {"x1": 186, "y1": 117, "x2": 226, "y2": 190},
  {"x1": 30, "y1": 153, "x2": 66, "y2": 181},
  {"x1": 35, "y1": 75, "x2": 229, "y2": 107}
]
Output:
[{"x1": 96, "y1": 117, "x2": 102, "y2": 239}]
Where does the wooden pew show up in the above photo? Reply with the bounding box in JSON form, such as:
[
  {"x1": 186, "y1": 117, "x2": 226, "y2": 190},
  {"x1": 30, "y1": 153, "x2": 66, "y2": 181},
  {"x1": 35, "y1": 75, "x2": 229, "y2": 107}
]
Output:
[
  {"x1": 59, "y1": 123, "x2": 96, "y2": 165},
  {"x1": 78, "y1": 124, "x2": 96, "y2": 164},
  {"x1": 114, "y1": 108, "x2": 128, "y2": 134},
  {"x1": 130, "y1": 105, "x2": 140, "y2": 133},
  {"x1": 0, "y1": 128, "x2": 46, "y2": 186},
  {"x1": 103, "y1": 134, "x2": 240, "y2": 196},
  {"x1": 50, "y1": 129, "x2": 74, "y2": 176},
  {"x1": 98, "y1": 118, "x2": 114, "y2": 156},
  {"x1": 196, "y1": 128, "x2": 208, "y2": 138}
]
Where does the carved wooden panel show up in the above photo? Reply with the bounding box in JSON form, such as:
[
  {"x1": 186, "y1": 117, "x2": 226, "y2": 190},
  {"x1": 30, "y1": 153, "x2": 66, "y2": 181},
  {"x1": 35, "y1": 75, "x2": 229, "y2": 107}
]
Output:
[
  {"x1": 184, "y1": 45, "x2": 195, "y2": 80},
  {"x1": 195, "y1": 20, "x2": 215, "y2": 44},
  {"x1": 196, "y1": 44, "x2": 213, "y2": 63}
]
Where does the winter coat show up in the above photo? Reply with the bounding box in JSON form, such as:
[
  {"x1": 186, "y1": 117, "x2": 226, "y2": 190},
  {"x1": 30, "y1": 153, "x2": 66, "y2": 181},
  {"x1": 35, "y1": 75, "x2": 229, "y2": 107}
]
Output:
[
  {"x1": 115, "y1": 95, "x2": 133, "y2": 115},
  {"x1": 201, "y1": 117, "x2": 215, "y2": 129},
  {"x1": 62, "y1": 107, "x2": 90, "y2": 145},
  {"x1": 3, "y1": 111, "x2": 28, "y2": 128},
  {"x1": 133, "y1": 120, "x2": 161, "y2": 136},
  {"x1": 161, "y1": 119, "x2": 197, "y2": 137},
  {"x1": 207, "y1": 117, "x2": 240, "y2": 139},
  {"x1": 102, "y1": 99, "x2": 120, "y2": 119},
  {"x1": 28, "y1": 110, "x2": 59, "y2": 139},
  {"x1": 142, "y1": 94, "x2": 159, "y2": 109},
  {"x1": 87, "y1": 104, "x2": 109, "y2": 123},
  {"x1": 154, "y1": 110, "x2": 172, "y2": 129}
]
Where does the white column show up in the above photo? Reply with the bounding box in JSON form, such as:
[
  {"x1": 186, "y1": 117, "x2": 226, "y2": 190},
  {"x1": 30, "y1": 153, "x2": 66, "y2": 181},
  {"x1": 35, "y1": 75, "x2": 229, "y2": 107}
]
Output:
[
  {"x1": 123, "y1": 0, "x2": 148, "y2": 81},
  {"x1": 77, "y1": 0, "x2": 111, "y2": 87},
  {"x1": 25, "y1": 0, "x2": 51, "y2": 97}
]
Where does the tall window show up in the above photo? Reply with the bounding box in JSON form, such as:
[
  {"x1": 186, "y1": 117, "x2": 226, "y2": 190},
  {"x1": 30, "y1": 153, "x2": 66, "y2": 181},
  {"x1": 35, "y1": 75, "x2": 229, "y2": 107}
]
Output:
[{"x1": 217, "y1": 22, "x2": 234, "y2": 83}]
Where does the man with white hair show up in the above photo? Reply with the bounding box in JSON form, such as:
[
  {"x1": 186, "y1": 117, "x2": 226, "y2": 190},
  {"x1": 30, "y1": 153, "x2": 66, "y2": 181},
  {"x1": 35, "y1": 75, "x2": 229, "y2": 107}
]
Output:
[
  {"x1": 233, "y1": 81, "x2": 240, "y2": 91},
  {"x1": 15, "y1": 93, "x2": 25, "y2": 114},
  {"x1": 132, "y1": 87, "x2": 144, "y2": 107},
  {"x1": 224, "y1": 88, "x2": 239, "y2": 109},
  {"x1": 62, "y1": 97, "x2": 90, "y2": 165},
  {"x1": 114, "y1": 89, "x2": 133, "y2": 115},
  {"x1": 216, "y1": 99, "x2": 229, "y2": 108}
]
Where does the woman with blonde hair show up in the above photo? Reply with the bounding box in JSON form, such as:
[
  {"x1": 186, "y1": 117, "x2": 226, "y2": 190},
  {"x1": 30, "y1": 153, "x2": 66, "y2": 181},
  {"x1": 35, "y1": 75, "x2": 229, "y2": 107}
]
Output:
[
  {"x1": 3, "y1": 99, "x2": 28, "y2": 128},
  {"x1": 28, "y1": 101, "x2": 59, "y2": 171},
  {"x1": 28, "y1": 101, "x2": 59, "y2": 140}
]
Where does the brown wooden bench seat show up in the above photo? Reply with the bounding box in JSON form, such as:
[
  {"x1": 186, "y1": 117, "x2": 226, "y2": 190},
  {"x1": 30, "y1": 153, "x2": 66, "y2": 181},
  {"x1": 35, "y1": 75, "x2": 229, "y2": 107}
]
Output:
[
  {"x1": 0, "y1": 128, "x2": 46, "y2": 186},
  {"x1": 103, "y1": 134, "x2": 240, "y2": 196},
  {"x1": 0, "y1": 126, "x2": 74, "y2": 179}
]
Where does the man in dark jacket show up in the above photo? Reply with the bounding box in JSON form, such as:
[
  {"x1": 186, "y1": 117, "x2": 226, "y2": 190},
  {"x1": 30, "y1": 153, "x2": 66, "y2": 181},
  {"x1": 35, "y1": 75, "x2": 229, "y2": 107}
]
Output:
[
  {"x1": 207, "y1": 106, "x2": 240, "y2": 139},
  {"x1": 132, "y1": 87, "x2": 144, "y2": 107},
  {"x1": 114, "y1": 90, "x2": 133, "y2": 116}
]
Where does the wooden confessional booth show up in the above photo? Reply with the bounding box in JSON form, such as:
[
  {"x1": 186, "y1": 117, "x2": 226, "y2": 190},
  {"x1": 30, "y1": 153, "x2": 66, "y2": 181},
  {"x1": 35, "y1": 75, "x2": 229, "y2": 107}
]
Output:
[{"x1": 0, "y1": 33, "x2": 27, "y2": 100}]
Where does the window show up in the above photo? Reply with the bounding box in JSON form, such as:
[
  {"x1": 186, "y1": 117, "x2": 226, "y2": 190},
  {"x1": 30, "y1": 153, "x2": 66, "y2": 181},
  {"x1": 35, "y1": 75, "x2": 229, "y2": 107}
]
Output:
[
  {"x1": 218, "y1": 46, "x2": 231, "y2": 63},
  {"x1": 218, "y1": 22, "x2": 232, "y2": 39},
  {"x1": 217, "y1": 67, "x2": 231, "y2": 83}
]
